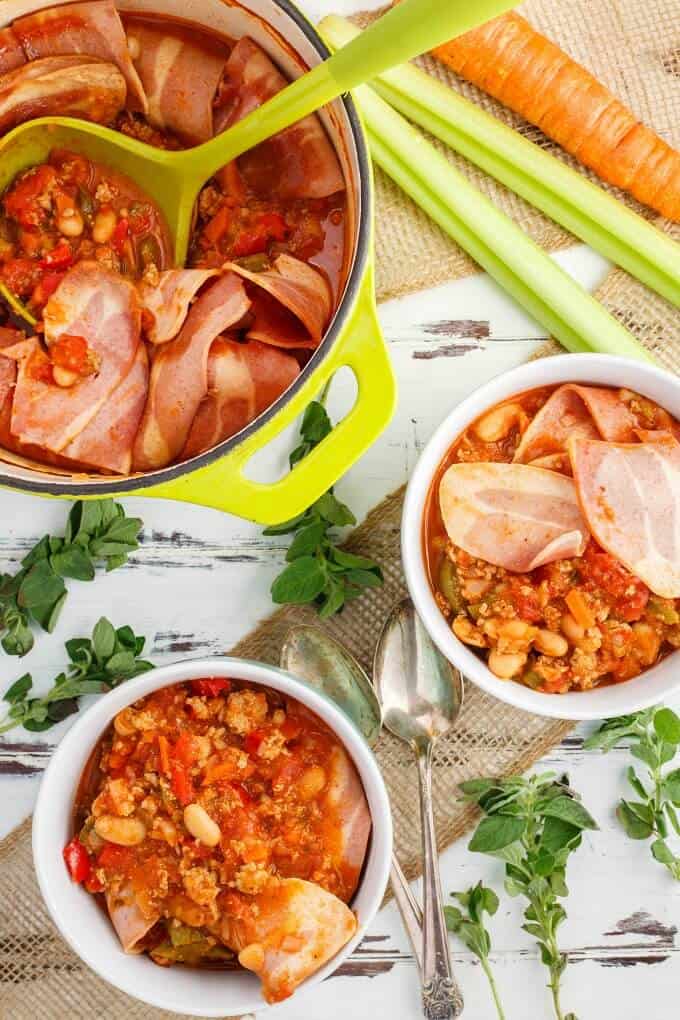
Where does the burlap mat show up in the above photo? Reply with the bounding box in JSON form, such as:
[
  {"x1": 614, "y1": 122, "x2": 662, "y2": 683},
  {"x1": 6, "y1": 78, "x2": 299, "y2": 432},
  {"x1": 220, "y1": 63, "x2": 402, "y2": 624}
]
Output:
[{"x1": 2, "y1": 0, "x2": 680, "y2": 1016}]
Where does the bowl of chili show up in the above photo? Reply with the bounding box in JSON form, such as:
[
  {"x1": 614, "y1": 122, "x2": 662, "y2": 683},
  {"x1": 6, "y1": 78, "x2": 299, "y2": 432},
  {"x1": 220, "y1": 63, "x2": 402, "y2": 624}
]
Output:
[
  {"x1": 0, "y1": 0, "x2": 395, "y2": 524},
  {"x1": 33, "y1": 656, "x2": 392, "y2": 1015},
  {"x1": 403, "y1": 353, "x2": 680, "y2": 720}
]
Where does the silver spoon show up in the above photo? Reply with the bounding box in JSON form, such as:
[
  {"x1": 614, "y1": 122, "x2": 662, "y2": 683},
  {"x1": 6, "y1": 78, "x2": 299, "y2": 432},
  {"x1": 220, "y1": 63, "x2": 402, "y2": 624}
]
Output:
[
  {"x1": 374, "y1": 598, "x2": 464, "y2": 1020},
  {"x1": 280, "y1": 625, "x2": 425, "y2": 970}
]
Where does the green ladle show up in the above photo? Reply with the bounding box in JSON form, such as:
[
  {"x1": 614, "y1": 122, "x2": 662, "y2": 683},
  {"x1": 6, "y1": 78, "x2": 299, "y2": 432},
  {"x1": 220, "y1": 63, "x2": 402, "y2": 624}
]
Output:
[{"x1": 0, "y1": 0, "x2": 515, "y2": 267}]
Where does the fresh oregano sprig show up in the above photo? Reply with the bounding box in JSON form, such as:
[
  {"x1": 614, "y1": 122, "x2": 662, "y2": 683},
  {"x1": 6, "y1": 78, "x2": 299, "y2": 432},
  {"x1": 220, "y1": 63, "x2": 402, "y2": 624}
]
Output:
[
  {"x1": 264, "y1": 398, "x2": 383, "y2": 618},
  {"x1": 0, "y1": 616, "x2": 153, "y2": 734},
  {"x1": 585, "y1": 706, "x2": 680, "y2": 879},
  {"x1": 0, "y1": 499, "x2": 142, "y2": 657},
  {"x1": 461, "y1": 772, "x2": 598, "y2": 1020},
  {"x1": 445, "y1": 881, "x2": 506, "y2": 1020}
]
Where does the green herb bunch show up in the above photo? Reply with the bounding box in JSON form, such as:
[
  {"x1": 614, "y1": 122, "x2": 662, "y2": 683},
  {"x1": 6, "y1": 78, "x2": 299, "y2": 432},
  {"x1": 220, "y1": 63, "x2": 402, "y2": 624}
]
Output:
[
  {"x1": 0, "y1": 617, "x2": 153, "y2": 734},
  {"x1": 264, "y1": 399, "x2": 383, "y2": 618},
  {"x1": 462, "y1": 772, "x2": 598, "y2": 1020},
  {"x1": 445, "y1": 881, "x2": 505, "y2": 1020},
  {"x1": 0, "y1": 500, "x2": 142, "y2": 657},
  {"x1": 586, "y1": 706, "x2": 680, "y2": 878}
]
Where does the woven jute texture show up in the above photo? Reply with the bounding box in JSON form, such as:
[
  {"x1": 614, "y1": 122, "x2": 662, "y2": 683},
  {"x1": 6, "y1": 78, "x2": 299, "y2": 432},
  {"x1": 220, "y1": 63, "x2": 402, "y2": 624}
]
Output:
[
  {"x1": 372, "y1": 0, "x2": 680, "y2": 303},
  {"x1": 2, "y1": 0, "x2": 680, "y2": 1016}
]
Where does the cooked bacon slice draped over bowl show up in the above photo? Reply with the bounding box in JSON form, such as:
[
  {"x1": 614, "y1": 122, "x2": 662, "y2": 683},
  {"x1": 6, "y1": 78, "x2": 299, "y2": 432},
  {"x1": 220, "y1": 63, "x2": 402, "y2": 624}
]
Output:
[
  {"x1": 12, "y1": 0, "x2": 148, "y2": 111},
  {"x1": 569, "y1": 436, "x2": 680, "y2": 598},
  {"x1": 63, "y1": 342, "x2": 148, "y2": 474},
  {"x1": 227, "y1": 254, "x2": 333, "y2": 348},
  {"x1": 216, "y1": 36, "x2": 345, "y2": 200},
  {"x1": 106, "y1": 878, "x2": 161, "y2": 954},
  {"x1": 513, "y1": 383, "x2": 638, "y2": 465},
  {"x1": 181, "y1": 337, "x2": 300, "y2": 459},
  {"x1": 0, "y1": 27, "x2": 26, "y2": 74},
  {"x1": 228, "y1": 878, "x2": 357, "y2": 1003},
  {"x1": 1, "y1": 261, "x2": 141, "y2": 453},
  {"x1": 138, "y1": 268, "x2": 220, "y2": 345},
  {"x1": 125, "y1": 20, "x2": 228, "y2": 145},
  {"x1": 133, "y1": 272, "x2": 251, "y2": 470},
  {"x1": 439, "y1": 461, "x2": 589, "y2": 573},
  {"x1": 0, "y1": 55, "x2": 126, "y2": 134}
]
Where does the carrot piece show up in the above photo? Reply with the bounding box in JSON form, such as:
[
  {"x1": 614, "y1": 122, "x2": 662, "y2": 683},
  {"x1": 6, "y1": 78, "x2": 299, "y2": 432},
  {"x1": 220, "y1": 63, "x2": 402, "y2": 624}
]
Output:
[
  {"x1": 432, "y1": 11, "x2": 680, "y2": 221},
  {"x1": 202, "y1": 760, "x2": 237, "y2": 785},
  {"x1": 158, "y1": 734, "x2": 170, "y2": 776},
  {"x1": 565, "y1": 589, "x2": 596, "y2": 630}
]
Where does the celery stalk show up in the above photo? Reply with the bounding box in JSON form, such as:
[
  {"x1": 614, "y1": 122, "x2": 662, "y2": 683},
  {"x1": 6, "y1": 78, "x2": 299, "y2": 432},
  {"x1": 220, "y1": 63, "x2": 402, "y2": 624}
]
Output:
[
  {"x1": 335, "y1": 77, "x2": 651, "y2": 360},
  {"x1": 321, "y1": 15, "x2": 680, "y2": 311}
]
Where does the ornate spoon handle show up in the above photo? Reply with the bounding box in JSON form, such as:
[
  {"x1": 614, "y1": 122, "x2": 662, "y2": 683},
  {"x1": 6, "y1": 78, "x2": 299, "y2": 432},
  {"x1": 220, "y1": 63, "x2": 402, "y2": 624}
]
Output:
[{"x1": 416, "y1": 744, "x2": 464, "y2": 1019}]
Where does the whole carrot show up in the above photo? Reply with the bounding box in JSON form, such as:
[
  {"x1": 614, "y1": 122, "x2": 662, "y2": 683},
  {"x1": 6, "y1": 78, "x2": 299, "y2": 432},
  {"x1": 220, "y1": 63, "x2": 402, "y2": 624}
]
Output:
[{"x1": 432, "y1": 11, "x2": 680, "y2": 221}]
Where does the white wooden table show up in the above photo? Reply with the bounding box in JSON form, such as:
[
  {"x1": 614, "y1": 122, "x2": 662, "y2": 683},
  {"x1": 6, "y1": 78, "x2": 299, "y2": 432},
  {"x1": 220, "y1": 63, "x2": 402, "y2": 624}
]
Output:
[{"x1": 2, "y1": 3, "x2": 679, "y2": 1017}]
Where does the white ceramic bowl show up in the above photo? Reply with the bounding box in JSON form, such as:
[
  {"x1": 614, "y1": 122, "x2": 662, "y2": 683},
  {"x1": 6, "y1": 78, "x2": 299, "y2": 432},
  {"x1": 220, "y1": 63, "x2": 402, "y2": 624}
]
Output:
[
  {"x1": 402, "y1": 353, "x2": 680, "y2": 721},
  {"x1": 33, "y1": 657, "x2": 392, "y2": 1016}
]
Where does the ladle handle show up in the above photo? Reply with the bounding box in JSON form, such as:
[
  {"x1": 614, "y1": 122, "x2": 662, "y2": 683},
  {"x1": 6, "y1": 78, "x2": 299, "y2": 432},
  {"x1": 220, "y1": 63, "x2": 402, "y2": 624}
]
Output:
[
  {"x1": 194, "y1": 0, "x2": 517, "y2": 179},
  {"x1": 416, "y1": 744, "x2": 463, "y2": 1019}
]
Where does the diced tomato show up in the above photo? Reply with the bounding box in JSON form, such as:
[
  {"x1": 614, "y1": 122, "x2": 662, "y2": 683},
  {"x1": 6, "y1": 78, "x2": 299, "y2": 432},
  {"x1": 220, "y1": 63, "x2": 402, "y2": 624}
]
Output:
[
  {"x1": 51, "y1": 151, "x2": 91, "y2": 186},
  {"x1": 190, "y1": 677, "x2": 231, "y2": 698},
  {"x1": 84, "y1": 872, "x2": 104, "y2": 894},
  {"x1": 230, "y1": 781, "x2": 252, "y2": 806},
  {"x1": 170, "y1": 762, "x2": 194, "y2": 806},
  {"x1": 504, "y1": 576, "x2": 543, "y2": 623},
  {"x1": 36, "y1": 270, "x2": 67, "y2": 301},
  {"x1": 173, "y1": 731, "x2": 198, "y2": 766},
  {"x1": 3, "y1": 165, "x2": 56, "y2": 227},
  {"x1": 257, "y1": 211, "x2": 287, "y2": 241},
  {"x1": 51, "y1": 333, "x2": 96, "y2": 377},
  {"x1": 2, "y1": 257, "x2": 41, "y2": 297},
  {"x1": 111, "y1": 217, "x2": 130, "y2": 255},
  {"x1": 97, "y1": 843, "x2": 133, "y2": 872},
  {"x1": 18, "y1": 229, "x2": 42, "y2": 256},
  {"x1": 26, "y1": 344, "x2": 53, "y2": 384},
  {"x1": 280, "y1": 716, "x2": 302, "y2": 741},
  {"x1": 40, "y1": 241, "x2": 73, "y2": 272},
  {"x1": 128, "y1": 204, "x2": 153, "y2": 236},
  {"x1": 63, "y1": 837, "x2": 91, "y2": 883},
  {"x1": 244, "y1": 729, "x2": 265, "y2": 755},
  {"x1": 581, "y1": 543, "x2": 649, "y2": 622},
  {"x1": 231, "y1": 211, "x2": 288, "y2": 258}
]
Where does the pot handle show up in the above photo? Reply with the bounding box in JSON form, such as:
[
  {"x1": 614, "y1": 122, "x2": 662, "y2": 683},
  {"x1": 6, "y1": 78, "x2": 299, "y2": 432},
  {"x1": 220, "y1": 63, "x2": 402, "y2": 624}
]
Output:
[{"x1": 135, "y1": 268, "x2": 396, "y2": 524}]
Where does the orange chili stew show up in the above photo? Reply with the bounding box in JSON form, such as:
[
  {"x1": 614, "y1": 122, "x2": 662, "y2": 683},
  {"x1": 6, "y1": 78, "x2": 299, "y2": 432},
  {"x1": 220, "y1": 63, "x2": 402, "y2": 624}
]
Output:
[
  {"x1": 0, "y1": 148, "x2": 170, "y2": 313},
  {"x1": 424, "y1": 384, "x2": 680, "y2": 694},
  {"x1": 65, "y1": 678, "x2": 368, "y2": 973}
]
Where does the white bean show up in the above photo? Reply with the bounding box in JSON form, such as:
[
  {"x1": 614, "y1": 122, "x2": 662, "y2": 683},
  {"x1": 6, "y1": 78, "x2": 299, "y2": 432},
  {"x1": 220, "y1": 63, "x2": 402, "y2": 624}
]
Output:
[
  {"x1": 94, "y1": 814, "x2": 146, "y2": 846},
  {"x1": 92, "y1": 207, "x2": 117, "y2": 244},
  {"x1": 561, "y1": 613, "x2": 585, "y2": 645},
  {"x1": 52, "y1": 365, "x2": 78, "y2": 388},
  {"x1": 453, "y1": 615, "x2": 486, "y2": 648},
  {"x1": 183, "y1": 803, "x2": 221, "y2": 847},
  {"x1": 57, "y1": 210, "x2": 84, "y2": 237},
  {"x1": 475, "y1": 403, "x2": 526, "y2": 443},
  {"x1": 488, "y1": 651, "x2": 527, "y2": 679},
  {"x1": 533, "y1": 629, "x2": 569, "y2": 657},
  {"x1": 297, "y1": 765, "x2": 326, "y2": 801}
]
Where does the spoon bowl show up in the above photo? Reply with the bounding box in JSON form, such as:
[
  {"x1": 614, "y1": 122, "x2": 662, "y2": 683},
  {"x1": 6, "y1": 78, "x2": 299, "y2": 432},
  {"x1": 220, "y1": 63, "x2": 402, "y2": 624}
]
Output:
[
  {"x1": 0, "y1": 0, "x2": 516, "y2": 266},
  {"x1": 374, "y1": 598, "x2": 463, "y2": 751},
  {"x1": 280, "y1": 624, "x2": 382, "y2": 745}
]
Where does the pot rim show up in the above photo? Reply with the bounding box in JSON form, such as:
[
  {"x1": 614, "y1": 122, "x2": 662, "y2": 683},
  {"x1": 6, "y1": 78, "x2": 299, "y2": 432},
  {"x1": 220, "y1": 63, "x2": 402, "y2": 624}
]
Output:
[{"x1": 0, "y1": 0, "x2": 372, "y2": 495}]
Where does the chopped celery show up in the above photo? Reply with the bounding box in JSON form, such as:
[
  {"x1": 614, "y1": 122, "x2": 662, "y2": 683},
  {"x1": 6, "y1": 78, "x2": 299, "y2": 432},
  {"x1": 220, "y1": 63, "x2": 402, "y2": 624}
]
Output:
[{"x1": 321, "y1": 15, "x2": 680, "y2": 313}]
